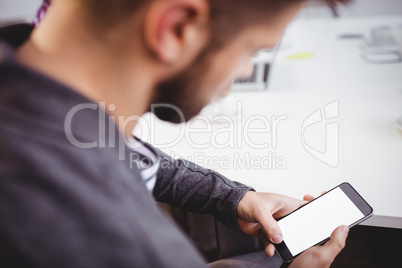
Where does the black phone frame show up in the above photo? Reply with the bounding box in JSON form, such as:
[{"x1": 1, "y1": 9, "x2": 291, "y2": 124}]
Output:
[{"x1": 275, "y1": 182, "x2": 374, "y2": 263}]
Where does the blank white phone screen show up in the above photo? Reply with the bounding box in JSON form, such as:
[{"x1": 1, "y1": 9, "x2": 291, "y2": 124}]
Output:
[{"x1": 278, "y1": 187, "x2": 364, "y2": 256}]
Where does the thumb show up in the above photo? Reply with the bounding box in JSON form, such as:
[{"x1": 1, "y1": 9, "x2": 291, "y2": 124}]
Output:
[
  {"x1": 319, "y1": 225, "x2": 349, "y2": 263},
  {"x1": 257, "y1": 213, "x2": 283, "y2": 244}
]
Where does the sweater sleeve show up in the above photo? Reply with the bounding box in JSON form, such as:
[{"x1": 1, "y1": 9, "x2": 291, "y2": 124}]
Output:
[{"x1": 151, "y1": 146, "x2": 254, "y2": 232}]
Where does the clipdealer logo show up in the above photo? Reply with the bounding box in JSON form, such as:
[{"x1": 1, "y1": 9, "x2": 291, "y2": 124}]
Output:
[
  {"x1": 301, "y1": 100, "x2": 339, "y2": 168},
  {"x1": 64, "y1": 100, "x2": 341, "y2": 169}
]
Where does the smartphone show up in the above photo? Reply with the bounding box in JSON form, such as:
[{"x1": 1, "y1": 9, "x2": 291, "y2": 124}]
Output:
[{"x1": 275, "y1": 182, "x2": 373, "y2": 262}]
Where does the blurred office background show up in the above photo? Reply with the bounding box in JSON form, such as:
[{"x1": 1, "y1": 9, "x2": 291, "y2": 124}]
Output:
[
  {"x1": 1, "y1": 1, "x2": 401, "y2": 268},
  {"x1": 0, "y1": 0, "x2": 42, "y2": 23}
]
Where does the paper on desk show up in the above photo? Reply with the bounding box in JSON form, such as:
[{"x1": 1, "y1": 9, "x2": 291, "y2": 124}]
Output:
[{"x1": 286, "y1": 52, "x2": 315, "y2": 60}]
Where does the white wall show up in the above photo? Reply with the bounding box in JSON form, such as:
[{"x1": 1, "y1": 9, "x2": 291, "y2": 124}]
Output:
[
  {"x1": 338, "y1": 0, "x2": 402, "y2": 17},
  {"x1": 296, "y1": 0, "x2": 402, "y2": 19},
  {"x1": 0, "y1": 0, "x2": 42, "y2": 23}
]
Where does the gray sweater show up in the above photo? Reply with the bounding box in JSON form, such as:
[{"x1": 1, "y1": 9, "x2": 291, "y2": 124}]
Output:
[{"x1": 0, "y1": 24, "x2": 252, "y2": 268}]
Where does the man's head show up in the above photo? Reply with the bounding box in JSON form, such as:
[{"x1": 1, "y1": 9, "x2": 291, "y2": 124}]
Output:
[
  {"x1": 153, "y1": 0, "x2": 308, "y2": 122},
  {"x1": 44, "y1": 0, "x2": 349, "y2": 124}
]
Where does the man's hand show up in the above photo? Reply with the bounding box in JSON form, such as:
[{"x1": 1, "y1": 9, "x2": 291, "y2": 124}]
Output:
[
  {"x1": 237, "y1": 191, "x2": 348, "y2": 267},
  {"x1": 236, "y1": 191, "x2": 307, "y2": 257},
  {"x1": 289, "y1": 225, "x2": 349, "y2": 268}
]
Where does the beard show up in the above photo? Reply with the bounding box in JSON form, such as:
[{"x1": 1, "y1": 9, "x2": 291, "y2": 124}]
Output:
[{"x1": 151, "y1": 48, "x2": 214, "y2": 124}]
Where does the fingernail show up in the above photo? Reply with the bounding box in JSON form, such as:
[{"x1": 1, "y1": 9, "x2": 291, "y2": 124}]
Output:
[
  {"x1": 342, "y1": 226, "x2": 349, "y2": 235},
  {"x1": 272, "y1": 234, "x2": 283, "y2": 244}
]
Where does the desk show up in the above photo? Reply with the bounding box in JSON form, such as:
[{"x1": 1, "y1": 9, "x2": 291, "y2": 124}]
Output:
[{"x1": 134, "y1": 16, "x2": 402, "y2": 229}]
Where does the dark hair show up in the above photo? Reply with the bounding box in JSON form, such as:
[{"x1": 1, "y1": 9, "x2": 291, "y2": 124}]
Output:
[
  {"x1": 81, "y1": 0, "x2": 350, "y2": 28},
  {"x1": 80, "y1": 0, "x2": 350, "y2": 51}
]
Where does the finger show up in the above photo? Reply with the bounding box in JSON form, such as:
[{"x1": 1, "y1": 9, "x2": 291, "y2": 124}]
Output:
[
  {"x1": 303, "y1": 194, "x2": 315, "y2": 202},
  {"x1": 303, "y1": 191, "x2": 327, "y2": 202},
  {"x1": 261, "y1": 236, "x2": 276, "y2": 257},
  {"x1": 324, "y1": 225, "x2": 348, "y2": 253},
  {"x1": 272, "y1": 196, "x2": 307, "y2": 219},
  {"x1": 258, "y1": 231, "x2": 275, "y2": 257},
  {"x1": 258, "y1": 195, "x2": 307, "y2": 244},
  {"x1": 257, "y1": 212, "x2": 283, "y2": 244},
  {"x1": 264, "y1": 244, "x2": 276, "y2": 257},
  {"x1": 318, "y1": 225, "x2": 349, "y2": 264},
  {"x1": 261, "y1": 236, "x2": 273, "y2": 257}
]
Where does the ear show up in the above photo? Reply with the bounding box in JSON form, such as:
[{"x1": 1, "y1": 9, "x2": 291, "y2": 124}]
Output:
[{"x1": 143, "y1": 0, "x2": 209, "y2": 65}]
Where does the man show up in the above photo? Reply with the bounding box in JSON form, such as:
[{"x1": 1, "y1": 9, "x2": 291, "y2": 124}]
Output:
[{"x1": 0, "y1": 0, "x2": 349, "y2": 267}]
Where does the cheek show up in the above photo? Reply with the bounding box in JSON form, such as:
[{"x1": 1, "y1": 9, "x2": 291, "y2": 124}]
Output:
[
  {"x1": 205, "y1": 54, "x2": 249, "y2": 96},
  {"x1": 203, "y1": 67, "x2": 235, "y2": 101}
]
